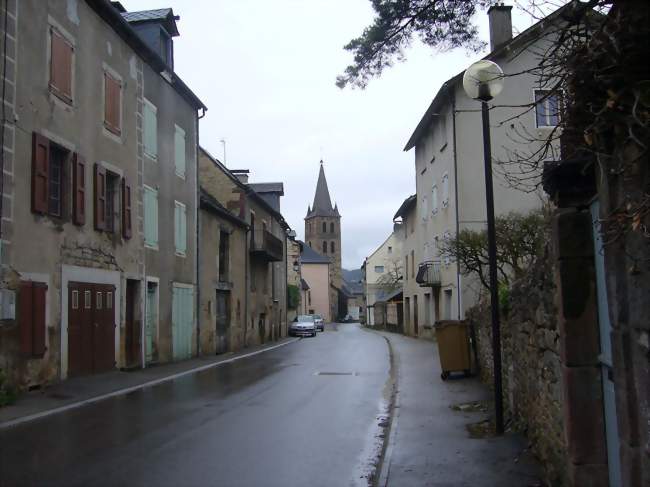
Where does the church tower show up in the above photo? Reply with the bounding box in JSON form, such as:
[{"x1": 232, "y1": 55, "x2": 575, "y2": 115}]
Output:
[{"x1": 305, "y1": 161, "x2": 342, "y2": 317}]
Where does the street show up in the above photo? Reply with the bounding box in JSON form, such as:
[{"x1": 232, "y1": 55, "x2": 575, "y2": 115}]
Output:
[{"x1": 0, "y1": 324, "x2": 390, "y2": 487}]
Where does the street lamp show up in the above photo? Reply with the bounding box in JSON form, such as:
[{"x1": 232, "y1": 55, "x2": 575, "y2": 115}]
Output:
[{"x1": 462, "y1": 59, "x2": 505, "y2": 435}]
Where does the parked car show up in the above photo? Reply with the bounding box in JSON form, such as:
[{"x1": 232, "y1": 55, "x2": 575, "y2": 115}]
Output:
[
  {"x1": 312, "y1": 314, "x2": 324, "y2": 331},
  {"x1": 290, "y1": 315, "x2": 317, "y2": 337}
]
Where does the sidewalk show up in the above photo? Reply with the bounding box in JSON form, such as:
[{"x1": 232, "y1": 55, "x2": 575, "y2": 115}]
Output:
[
  {"x1": 376, "y1": 330, "x2": 543, "y2": 487},
  {"x1": 0, "y1": 337, "x2": 298, "y2": 428}
]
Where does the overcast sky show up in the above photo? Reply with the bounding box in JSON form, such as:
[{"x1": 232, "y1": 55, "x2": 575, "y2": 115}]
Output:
[{"x1": 124, "y1": 0, "x2": 546, "y2": 269}]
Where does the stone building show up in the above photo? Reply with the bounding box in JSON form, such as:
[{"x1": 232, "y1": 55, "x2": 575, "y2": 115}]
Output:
[
  {"x1": 399, "y1": 5, "x2": 566, "y2": 336},
  {"x1": 0, "y1": 0, "x2": 204, "y2": 388},
  {"x1": 286, "y1": 237, "x2": 302, "y2": 323},
  {"x1": 304, "y1": 161, "x2": 343, "y2": 320},
  {"x1": 198, "y1": 148, "x2": 289, "y2": 348}
]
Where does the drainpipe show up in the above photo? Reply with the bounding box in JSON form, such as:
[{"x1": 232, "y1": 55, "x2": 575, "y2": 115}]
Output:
[
  {"x1": 0, "y1": 2, "x2": 8, "y2": 246},
  {"x1": 283, "y1": 233, "x2": 288, "y2": 337},
  {"x1": 195, "y1": 113, "x2": 201, "y2": 357},
  {"x1": 450, "y1": 86, "x2": 462, "y2": 320}
]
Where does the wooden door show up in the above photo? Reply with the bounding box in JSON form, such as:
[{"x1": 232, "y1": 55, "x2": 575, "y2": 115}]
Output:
[
  {"x1": 68, "y1": 282, "x2": 115, "y2": 376},
  {"x1": 215, "y1": 291, "x2": 230, "y2": 354},
  {"x1": 145, "y1": 282, "x2": 157, "y2": 363},
  {"x1": 172, "y1": 285, "x2": 194, "y2": 361},
  {"x1": 124, "y1": 280, "x2": 140, "y2": 367}
]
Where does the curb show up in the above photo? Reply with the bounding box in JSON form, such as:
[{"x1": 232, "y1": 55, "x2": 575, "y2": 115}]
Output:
[{"x1": 0, "y1": 337, "x2": 300, "y2": 430}]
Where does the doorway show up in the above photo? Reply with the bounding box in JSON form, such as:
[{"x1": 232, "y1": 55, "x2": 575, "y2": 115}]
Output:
[
  {"x1": 215, "y1": 290, "x2": 230, "y2": 354},
  {"x1": 444, "y1": 290, "x2": 452, "y2": 320},
  {"x1": 68, "y1": 282, "x2": 115, "y2": 376},
  {"x1": 413, "y1": 295, "x2": 419, "y2": 336},
  {"x1": 145, "y1": 281, "x2": 158, "y2": 364},
  {"x1": 124, "y1": 279, "x2": 140, "y2": 368}
]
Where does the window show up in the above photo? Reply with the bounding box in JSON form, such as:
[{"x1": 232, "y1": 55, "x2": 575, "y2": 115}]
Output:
[
  {"x1": 421, "y1": 196, "x2": 428, "y2": 222},
  {"x1": 374, "y1": 265, "x2": 384, "y2": 273},
  {"x1": 405, "y1": 255, "x2": 408, "y2": 281},
  {"x1": 322, "y1": 222, "x2": 327, "y2": 233},
  {"x1": 104, "y1": 72, "x2": 121, "y2": 135},
  {"x1": 218, "y1": 231, "x2": 229, "y2": 282},
  {"x1": 104, "y1": 172, "x2": 119, "y2": 233},
  {"x1": 330, "y1": 222, "x2": 334, "y2": 233},
  {"x1": 107, "y1": 292, "x2": 113, "y2": 309},
  {"x1": 31, "y1": 133, "x2": 88, "y2": 224},
  {"x1": 144, "y1": 186, "x2": 158, "y2": 248},
  {"x1": 84, "y1": 290, "x2": 91, "y2": 309},
  {"x1": 174, "y1": 201, "x2": 187, "y2": 256},
  {"x1": 535, "y1": 90, "x2": 561, "y2": 127},
  {"x1": 432, "y1": 184, "x2": 439, "y2": 214},
  {"x1": 174, "y1": 125, "x2": 186, "y2": 178},
  {"x1": 322, "y1": 241, "x2": 327, "y2": 254},
  {"x1": 442, "y1": 173, "x2": 449, "y2": 208},
  {"x1": 388, "y1": 246, "x2": 392, "y2": 254},
  {"x1": 308, "y1": 291, "x2": 312, "y2": 306},
  {"x1": 96, "y1": 292, "x2": 103, "y2": 310},
  {"x1": 48, "y1": 146, "x2": 66, "y2": 217},
  {"x1": 49, "y1": 27, "x2": 73, "y2": 103},
  {"x1": 330, "y1": 241, "x2": 335, "y2": 253},
  {"x1": 143, "y1": 99, "x2": 158, "y2": 158},
  {"x1": 411, "y1": 250, "x2": 415, "y2": 278}
]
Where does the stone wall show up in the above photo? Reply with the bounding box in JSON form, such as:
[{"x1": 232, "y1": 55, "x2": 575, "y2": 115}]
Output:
[{"x1": 467, "y1": 247, "x2": 569, "y2": 487}]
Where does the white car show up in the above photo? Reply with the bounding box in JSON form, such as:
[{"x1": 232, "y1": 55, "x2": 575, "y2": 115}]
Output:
[
  {"x1": 312, "y1": 314, "x2": 324, "y2": 332},
  {"x1": 290, "y1": 315, "x2": 317, "y2": 337}
]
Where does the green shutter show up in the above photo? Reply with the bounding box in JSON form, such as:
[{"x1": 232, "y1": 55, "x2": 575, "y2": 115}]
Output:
[
  {"x1": 144, "y1": 101, "x2": 157, "y2": 158},
  {"x1": 174, "y1": 125, "x2": 186, "y2": 178},
  {"x1": 144, "y1": 186, "x2": 158, "y2": 247},
  {"x1": 172, "y1": 285, "x2": 194, "y2": 360},
  {"x1": 175, "y1": 201, "x2": 186, "y2": 255}
]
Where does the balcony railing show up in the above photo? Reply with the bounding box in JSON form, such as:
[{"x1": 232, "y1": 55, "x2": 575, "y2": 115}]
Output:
[
  {"x1": 416, "y1": 260, "x2": 441, "y2": 288},
  {"x1": 250, "y1": 229, "x2": 284, "y2": 262}
]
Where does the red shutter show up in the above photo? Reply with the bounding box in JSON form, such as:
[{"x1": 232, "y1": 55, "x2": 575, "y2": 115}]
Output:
[
  {"x1": 94, "y1": 163, "x2": 107, "y2": 231},
  {"x1": 121, "y1": 177, "x2": 132, "y2": 239},
  {"x1": 31, "y1": 133, "x2": 49, "y2": 214},
  {"x1": 18, "y1": 281, "x2": 48, "y2": 357},
  {"x1": 32, "y1": 283, "x2": 48, "y2": 357},
  {"x1": 104, "y1": 73, "x2": 121, "y2": 135},
  {"x1": 19, "y1": 281, "x2": 34, "y2": 355},
  {"x1": 72, "y1": 153, "x2": 86, "y2": 225},
  {"x1": 50, "y1": 29, "x2": 72, "y2": 102}
]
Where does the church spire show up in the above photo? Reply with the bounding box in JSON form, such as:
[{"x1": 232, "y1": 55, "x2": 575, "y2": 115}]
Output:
[{"x1": 306, "y1": 161, "x2": 340, "y2": 218}]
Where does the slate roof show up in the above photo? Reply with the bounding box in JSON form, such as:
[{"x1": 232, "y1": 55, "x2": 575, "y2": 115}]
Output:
[
  {"x1": 306, "y1": 162, "x2": 340, "y2": 219},
  {"x1": 121, "y1": 8, "x2": 180, "y2": 36},
  {"x1": 393, "y1": 194, "x2": 416, "y2": 220},
  {"x1": 299, "y1": 241, "x2": 330, "y2": 264},
  {"x1": 248, "y1": 183, "x2": 284, "y2": 195}
]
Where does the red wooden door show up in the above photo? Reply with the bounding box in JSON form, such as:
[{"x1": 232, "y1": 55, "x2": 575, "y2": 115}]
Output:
[{"x1": 68, "y1": 282, "x2": 115, "y2": 376}]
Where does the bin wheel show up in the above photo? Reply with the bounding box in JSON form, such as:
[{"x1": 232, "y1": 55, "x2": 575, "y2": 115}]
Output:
[{"x1": 441, "y1": 371, "x2": 449, "y2": 381}]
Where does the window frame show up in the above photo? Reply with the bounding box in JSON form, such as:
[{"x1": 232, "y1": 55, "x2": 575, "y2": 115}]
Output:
[{"x1": 431, "y1": 184, "x2": 439, "y2": 215}]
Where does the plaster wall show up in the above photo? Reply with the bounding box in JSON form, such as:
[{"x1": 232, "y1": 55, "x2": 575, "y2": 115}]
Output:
[
  {"x1": 301, "y1": 263, "x2": 330, "y2": 322},
  {"x1": 1, "y1": 0, "x2": 144, "y2": 387}
]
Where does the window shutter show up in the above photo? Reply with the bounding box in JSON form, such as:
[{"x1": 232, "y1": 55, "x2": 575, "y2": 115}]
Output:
[
  {"x1": 50, "y1": 29, "x2": 72, "y2": 101},
  {"x1": 144, "y1": 186, "x2": 158, "y2": 247},
  {"x1": 19, "y1": 281, "x2": 34, "y2": 355},
  {"x1": 94, "y1": 163, "x2": 107, "y2": 231},
  {"x1": 122, "y1": 177, "x2": 132, "y2": 239},
  {"x1": 174, "y1": 126, "x2": 186, "y2": 178},
  {"x1": 144, "y1": 102, "x2": 157, "y2": 157},
  {"x1": 32, "y1": 283, "x2": 47, "y2": 356},
  {"x1": 18, "y1": 281, "x2": 48, "y2": 357},
  {"x1": 104, "y1": 74, "x2": 121, "y2": 135},
  {"x1": 31, "y1": 133, "x2": 50, "y2": 214},
  {"x1": 72, "y1": 153, "x2": 86, "y2": 225}
]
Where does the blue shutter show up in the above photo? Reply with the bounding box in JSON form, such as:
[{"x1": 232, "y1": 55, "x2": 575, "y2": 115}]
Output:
[
  {"x1": 144, "y1": 101, "x2": 157, "y2": 158},
  {"x1": 144, "y1": 186, "x2": 158, "y2": 247}
]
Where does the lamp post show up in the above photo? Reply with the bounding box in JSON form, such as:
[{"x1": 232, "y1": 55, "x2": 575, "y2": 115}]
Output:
[{"x1": 462, "y1": 60, "x2": 505, "y2": 435}]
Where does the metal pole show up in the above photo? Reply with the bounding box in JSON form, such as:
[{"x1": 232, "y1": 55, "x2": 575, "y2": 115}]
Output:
[{"x1": 481, "y1": 101, "x2": 504, "y2": 435}]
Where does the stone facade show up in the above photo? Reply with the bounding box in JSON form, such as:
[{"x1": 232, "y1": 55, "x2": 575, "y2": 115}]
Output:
[{"x1": 468, "y1": 247, "x2": 569, "y2": 486}]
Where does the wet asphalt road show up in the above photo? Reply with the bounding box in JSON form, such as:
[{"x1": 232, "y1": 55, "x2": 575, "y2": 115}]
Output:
[{"x1": 0, "y1": 323, "x2": 390, "y2": 487}]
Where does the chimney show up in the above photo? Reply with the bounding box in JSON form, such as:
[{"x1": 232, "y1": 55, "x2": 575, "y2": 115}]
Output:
[
  {"x1": 231, "y1": 169, "x2": 250, "y2": 184},
  {"x1": 488, "y1": 3, "x2": 513, "y2": 52}
]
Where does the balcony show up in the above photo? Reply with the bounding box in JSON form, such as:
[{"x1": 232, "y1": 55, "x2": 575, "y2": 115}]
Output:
[
  {"x1": 250, "y1": 229, "x2": 284, "y2": 262},
  {"x1": 416, "y1": 260, "x2": 441, "y2": 288}
]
